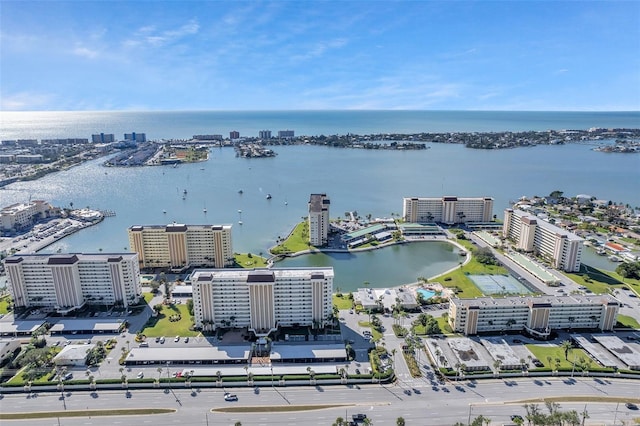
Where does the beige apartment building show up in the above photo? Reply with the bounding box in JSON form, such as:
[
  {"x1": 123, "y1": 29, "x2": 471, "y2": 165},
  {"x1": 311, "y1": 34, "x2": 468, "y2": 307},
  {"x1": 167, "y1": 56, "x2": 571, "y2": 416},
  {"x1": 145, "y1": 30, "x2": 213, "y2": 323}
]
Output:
[
  {"x1": 402, "y1": 196, "x2": 494, "y2": 224},
  {"x1": 502, "y1": 208, "x2": 583, "y2": 272},
  {"x1": 1, "y1": 200, "x2": 53, "y2": 231},
  {"x1": 191, "y1": 267, "x2": 334, "y2": 335},
  {"x1": 4, "y1": 253, "x2": 141, "y2": 313},
  {"x1": 128, "y1": 223, "x2": 233, "y2": 270},
  {"x1": 449, "y1": 295, "x2": 619, "y2": 337},
  {"x1": 308, "y1": 194, "x2": 330, "y2": 246}
]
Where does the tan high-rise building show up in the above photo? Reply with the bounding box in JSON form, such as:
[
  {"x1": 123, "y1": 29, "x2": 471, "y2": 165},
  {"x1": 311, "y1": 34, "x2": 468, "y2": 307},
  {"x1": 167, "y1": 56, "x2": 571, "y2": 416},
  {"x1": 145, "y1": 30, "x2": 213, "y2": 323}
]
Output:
[
  {"x1": 502, "y1": 209, "x2": 583, "y2": 272},
  {"x1": 128, "y1": 224, "x2": 233, "y2": 269},
  {"x1": 191, "y1": 267, "x2": 333, "y2": 335},
  {"x1": 402, "y1": 196, "x2": 494, "y2": 224},
  {"x1": 4, "y1": 253, "x2": 141, "y2": 314},
  {"x1": 308, "y1": 194, "x2": 330, "y2": 246}
]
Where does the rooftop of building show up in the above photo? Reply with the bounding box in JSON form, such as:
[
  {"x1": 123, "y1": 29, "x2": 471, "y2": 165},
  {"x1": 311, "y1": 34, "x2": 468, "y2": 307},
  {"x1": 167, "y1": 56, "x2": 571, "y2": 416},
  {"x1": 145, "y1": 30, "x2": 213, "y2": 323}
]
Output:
[
  {"x1": 506, "y1": 208, "x2": 584, "y2": 241},
  {"x1": 451, "y1": 294, "x2": 618, "y2": 309}
]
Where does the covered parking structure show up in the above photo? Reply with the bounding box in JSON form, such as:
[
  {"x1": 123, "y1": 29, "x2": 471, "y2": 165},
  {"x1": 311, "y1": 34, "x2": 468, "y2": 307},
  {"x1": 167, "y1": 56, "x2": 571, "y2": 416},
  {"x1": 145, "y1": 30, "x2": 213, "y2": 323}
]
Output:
[
  {"x1": 49, "y1": 319, "x2": 125, "y2": 335},
  {"x1": 124, "y1": 345, "x2": 250, "y2": 366},
  {"x1": 0, "y1": 319, "x2": 45, "y2": 337},
  {"x1": 270, "y1": 343, "x2": 347, "y2": 364}
]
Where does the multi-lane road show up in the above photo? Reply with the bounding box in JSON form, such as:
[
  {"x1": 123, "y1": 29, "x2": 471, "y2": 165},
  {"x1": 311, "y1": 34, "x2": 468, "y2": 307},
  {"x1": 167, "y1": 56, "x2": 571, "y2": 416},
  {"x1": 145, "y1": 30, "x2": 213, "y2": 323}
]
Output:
[{"x1": 2, "y1": 376, "x2": 639, "y2": 425}]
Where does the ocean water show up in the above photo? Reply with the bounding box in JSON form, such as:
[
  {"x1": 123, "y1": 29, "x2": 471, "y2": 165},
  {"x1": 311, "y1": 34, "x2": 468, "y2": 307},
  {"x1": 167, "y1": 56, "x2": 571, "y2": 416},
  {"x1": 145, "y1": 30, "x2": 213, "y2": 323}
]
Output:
[
  {"x1": 2, "y1": 110, "x2": 639, "y2": 140},
  {"x1": 1, "y1": 110, "x2": 638, "y2": 288}
]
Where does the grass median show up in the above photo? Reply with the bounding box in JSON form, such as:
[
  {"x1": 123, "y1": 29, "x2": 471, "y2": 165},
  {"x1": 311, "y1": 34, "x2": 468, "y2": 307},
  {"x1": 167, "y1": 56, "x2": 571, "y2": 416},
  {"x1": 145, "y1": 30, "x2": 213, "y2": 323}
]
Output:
[{"x1": 0, "y1": 408, "x2": 176, "y2": 420}]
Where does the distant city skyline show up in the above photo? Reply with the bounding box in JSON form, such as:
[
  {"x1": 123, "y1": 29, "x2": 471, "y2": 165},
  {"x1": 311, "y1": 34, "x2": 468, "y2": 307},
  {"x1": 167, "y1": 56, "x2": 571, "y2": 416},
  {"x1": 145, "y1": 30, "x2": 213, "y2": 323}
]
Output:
[{"x1": 1, "y1": 1, "x2": 639, "y2": 112}]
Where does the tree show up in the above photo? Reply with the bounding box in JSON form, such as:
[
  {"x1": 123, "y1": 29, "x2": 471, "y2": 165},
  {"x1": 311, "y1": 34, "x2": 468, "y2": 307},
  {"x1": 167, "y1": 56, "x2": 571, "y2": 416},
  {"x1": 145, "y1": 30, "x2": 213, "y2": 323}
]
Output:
[
  {"x1": 396, "y1": 417, "x2": 405, "y2": 426},
  {"x1": 560, "y1": 340, "x2": 573, "y2": 360}
]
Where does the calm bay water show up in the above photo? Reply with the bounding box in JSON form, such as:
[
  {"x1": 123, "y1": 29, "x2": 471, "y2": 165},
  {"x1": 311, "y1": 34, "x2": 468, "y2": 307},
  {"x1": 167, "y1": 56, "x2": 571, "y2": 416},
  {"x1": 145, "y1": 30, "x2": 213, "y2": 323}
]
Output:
[{"x1": 1, "y1": 111, "x2": 638, "y2": 288}]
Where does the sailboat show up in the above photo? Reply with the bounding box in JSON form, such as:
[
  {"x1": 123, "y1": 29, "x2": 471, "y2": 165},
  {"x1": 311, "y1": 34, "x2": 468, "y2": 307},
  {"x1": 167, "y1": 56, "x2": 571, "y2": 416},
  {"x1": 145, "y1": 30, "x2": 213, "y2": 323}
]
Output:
[{"x1": 266, "y1": 194, "x2": 272, "y2": 200}]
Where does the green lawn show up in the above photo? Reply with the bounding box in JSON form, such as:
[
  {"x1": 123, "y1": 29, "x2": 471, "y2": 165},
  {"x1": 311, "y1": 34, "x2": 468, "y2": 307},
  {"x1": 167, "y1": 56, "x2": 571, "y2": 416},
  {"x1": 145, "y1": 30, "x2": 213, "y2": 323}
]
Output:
[
  {"x1": 139, "y1": 303, "x2": 199, "y2": 337},
  {"x1": 617, "y1": 314, "x2": 640, "y2": 329},
  {"x1": 526, "y1": 345, "x2": 591, "y2": 369},
  {"x1": 333, "y1": 294, "x2": 353, "y2": 310},
  {"x1": 0, "y1": 295, "x2": 11, "y2": 314},
  {"x1": 432, "y1": 255, "x2": 508, "y2": 298},
  {"x1": 563, "y1": 264, "x2": 640, "y2": 294},
  {"x1": 234, "y1": 253, "x2": 267, "y2": 268},
  {"x1": 270, "y1": 222, "x2": 313, "y2": 254}
]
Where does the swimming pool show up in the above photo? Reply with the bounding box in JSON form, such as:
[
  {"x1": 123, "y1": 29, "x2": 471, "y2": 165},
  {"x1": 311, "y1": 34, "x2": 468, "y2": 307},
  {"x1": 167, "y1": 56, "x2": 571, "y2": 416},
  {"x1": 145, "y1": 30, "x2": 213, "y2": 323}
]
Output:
[{"x1": 416, "y1": 288, "x2": 437, "y2": 300}]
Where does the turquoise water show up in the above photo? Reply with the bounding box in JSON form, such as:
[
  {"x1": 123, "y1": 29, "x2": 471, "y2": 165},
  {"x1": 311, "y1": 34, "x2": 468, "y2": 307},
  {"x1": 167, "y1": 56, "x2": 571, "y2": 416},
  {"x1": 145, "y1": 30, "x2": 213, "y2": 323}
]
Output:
[{"x1": 416, "y1": 288, "x2": 437, "y2": 299}]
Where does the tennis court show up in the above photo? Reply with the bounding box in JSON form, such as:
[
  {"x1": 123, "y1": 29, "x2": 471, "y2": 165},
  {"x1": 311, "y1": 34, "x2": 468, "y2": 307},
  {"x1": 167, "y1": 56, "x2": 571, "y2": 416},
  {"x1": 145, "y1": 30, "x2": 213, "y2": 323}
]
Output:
[{"x1": 469, "y1": 274, "x2": 532, "y2": 295}]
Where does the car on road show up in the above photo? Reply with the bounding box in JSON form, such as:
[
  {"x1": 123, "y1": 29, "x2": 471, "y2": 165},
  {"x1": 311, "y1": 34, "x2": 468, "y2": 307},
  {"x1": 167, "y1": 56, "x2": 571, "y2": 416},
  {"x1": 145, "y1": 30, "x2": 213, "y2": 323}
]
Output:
[
  {"x1": 511, "y1": 414, "x2": 524, "y2": 422},
  {"x1": 155, "y1": 337, "x2": 160, "y2": 343},
  {"x1": 352, "y1": 414, "x2": 367, "y2": 422},
  {"x1": 626, "y1": 403, "x2": 638, "y2": 410},
  {"x1": 137, "y1": 372, "x2": 144, "y2": 379},
  {"x1": 159, "y1": 336, "x2": 165, "y2": 344},
  {"x1": 224, "y1": 392, "x2": 238, "y2": 401},
  {"x1": 174, "y1": 336, "x2": 180, "y2": 342},
  {"x1": 184, "y1": 337, "x2": 189, "y2": 343}
]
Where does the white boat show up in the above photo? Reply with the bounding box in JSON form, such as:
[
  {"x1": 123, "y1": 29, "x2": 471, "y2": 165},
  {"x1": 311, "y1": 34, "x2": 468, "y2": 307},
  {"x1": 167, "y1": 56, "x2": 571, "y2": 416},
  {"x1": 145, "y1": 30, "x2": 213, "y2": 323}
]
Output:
[
  {"x1": 163, "y1": 210, "x2": 167, "y2": 214},
  {"x1": 238, "y1": 221, "x2": 243, "y2": 225},
  {"x1": 266, "y1": 194, "x2": 272, "y2": 200}
]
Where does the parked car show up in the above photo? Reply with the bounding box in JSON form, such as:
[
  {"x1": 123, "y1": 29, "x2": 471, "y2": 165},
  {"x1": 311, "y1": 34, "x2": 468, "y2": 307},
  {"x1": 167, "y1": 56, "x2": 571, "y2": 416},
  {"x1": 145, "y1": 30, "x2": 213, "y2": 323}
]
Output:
[
  {"x1": 511, "y1": 414, "x2": 524, "y2": 422},
  {"x1": 174, "y1": 336, "x2": 180, "y2": 342},
  {"x1": 626, "y1": 403, "x2": 638, "y2": 410},
  {"x1": 352, "y1": 413, "x2": 367, "y2": 421},
  {"x1": 184, "y1": 337, "x2": 189, "y2": 343},
  {"x1": 137, "y1": 372, "x2": 144, "y2": 379}
]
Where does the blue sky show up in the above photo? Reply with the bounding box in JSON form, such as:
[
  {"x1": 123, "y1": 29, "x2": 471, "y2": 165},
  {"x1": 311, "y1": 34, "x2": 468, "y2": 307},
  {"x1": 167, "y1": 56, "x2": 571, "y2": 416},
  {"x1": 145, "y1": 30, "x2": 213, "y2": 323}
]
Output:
[{"x1": 1, "y1": 1, "x2": 639, "y2": 111}]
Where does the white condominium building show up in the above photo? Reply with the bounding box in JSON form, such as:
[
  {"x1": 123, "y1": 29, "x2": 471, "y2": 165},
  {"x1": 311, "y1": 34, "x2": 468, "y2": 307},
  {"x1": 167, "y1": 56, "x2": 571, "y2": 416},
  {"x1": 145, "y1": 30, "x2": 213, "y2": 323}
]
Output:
[
  {"x1": 402, "y1": 196, "x2": 494, "y2": 224},
  {"x1": 4, "y1": 253, "x2": 141, "y2": 313},
  {"x1": 308, "y1": 194, "x2": 330, "y2": 246},
  {"x1": 449, "y1": 295, "x2": 619, "y2": 336},
  {"x1": 128, "y1": 224, "x2": 233, "y2": 269},
  {"x1": 1, "y1": 200, "x2": 53, "y2": 231},
  {"x1": 192, "y1": 267, "x2": 334, "y2": 335},
  {"x1": 503, "y1": 209, "x2": 583, "y2": 272}
]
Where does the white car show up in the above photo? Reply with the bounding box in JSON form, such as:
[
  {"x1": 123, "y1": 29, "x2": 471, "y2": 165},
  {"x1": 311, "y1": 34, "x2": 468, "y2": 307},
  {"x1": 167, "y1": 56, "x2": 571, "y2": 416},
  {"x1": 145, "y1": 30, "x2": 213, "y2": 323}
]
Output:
[
  {"x1": 137, "y1": 372, "x2": 144, "y2": 379},
  {"x1": 224, "y1": 392, "x2": 238, "y2": 401}
]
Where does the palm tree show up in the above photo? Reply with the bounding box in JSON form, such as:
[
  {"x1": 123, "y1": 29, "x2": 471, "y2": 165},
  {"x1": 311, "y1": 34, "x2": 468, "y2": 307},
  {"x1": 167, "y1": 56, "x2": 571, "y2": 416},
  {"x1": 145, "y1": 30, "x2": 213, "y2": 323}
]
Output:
[
  {"x1": 216, "y1": 370, "x2": 222, "y2": 383},
  {"x1": 560, "y1": 340, "x2": 573, "y2": 360},
  {"x1": 157, "y1": 367, "x2": 163, "y2": 382}
]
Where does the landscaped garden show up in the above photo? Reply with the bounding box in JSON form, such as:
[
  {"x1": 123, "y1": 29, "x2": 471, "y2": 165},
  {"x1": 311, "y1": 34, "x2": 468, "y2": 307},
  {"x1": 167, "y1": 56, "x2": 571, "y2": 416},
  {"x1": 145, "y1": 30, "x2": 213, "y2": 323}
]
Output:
[
  {"x1": 140, "y1": 303, "x2": 200, "y2": 337},
  {"x1": 270, "y1": 221, "x2": 313, "y2": 255}
]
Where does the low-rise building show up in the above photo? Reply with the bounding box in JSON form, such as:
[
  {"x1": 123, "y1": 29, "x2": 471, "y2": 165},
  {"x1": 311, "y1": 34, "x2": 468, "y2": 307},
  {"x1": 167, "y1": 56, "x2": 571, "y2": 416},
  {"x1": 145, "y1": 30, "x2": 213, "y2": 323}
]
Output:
[{"x1": 1, "y1": 200, "x2": 53, "y2": 231}]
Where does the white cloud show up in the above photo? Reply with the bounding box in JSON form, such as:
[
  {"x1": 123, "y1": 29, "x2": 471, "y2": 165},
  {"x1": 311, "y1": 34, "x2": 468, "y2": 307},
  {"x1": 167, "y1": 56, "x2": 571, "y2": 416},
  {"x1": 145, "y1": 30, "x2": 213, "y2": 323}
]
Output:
[
  {"x1": 291, "y1": 38, "x2": 348, "y2": 62},
  {"x1": 124, "y1": 19, "x2": 199, "y2": 49},
  {"x1": 72, "y1": 46, "x2": 99, "y2": 59},
  {"x1": 0, "y1": 91, "x2": 55, "y2": 110}
]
